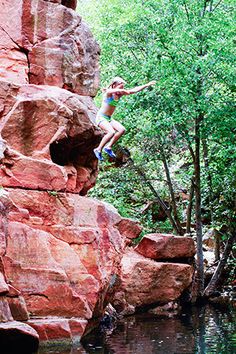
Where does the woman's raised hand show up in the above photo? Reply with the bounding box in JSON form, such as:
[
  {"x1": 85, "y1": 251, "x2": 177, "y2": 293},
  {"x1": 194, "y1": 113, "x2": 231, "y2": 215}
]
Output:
[{"x1": 147, "y1": 80, "x2": 156, "y2": 86}]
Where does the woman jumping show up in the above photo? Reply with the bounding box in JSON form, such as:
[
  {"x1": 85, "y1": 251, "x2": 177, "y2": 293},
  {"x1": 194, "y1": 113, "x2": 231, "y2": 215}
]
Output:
[{"x1": 94, "y1": 77, "x2": 156, "y2": 161}]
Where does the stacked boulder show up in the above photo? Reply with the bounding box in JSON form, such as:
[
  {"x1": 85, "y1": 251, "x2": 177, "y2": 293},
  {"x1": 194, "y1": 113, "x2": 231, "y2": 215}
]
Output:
[{"x1": 112, "y1": 234, "x2": 195, "y2": 315}]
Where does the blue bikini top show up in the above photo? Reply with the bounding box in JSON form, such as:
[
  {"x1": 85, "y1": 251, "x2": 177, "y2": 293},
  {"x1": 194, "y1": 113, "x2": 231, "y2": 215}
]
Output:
[{"x1": 104, "y1": 95, "x2": 120, "y2": 107}]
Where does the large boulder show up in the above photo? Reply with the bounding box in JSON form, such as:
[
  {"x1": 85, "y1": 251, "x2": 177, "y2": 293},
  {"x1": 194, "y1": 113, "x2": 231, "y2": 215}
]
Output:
[
  {"x1": 0, "y1": 321, "x2": 39, "y2": 354},
  {"x1": 112, "y1": 249, "x2": 194, "y2": 315},
  {"x1": 135, "y1": 233, "x2": 196, "y2": 260},
  {"x1": 0, "y1": 81, "x2": 101, "y2": 194}
]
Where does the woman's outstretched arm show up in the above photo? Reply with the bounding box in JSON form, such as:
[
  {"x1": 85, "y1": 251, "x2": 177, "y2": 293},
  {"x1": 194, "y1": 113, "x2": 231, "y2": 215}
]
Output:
[
  {"x1": 126, "y1": 80, "x2": 156, "y2": 94},
  {"x1": 103, "y1": 88, "x2": 130, "y2": 95},
  {"x1": 102, "y1": 80, "x2": 156, "y2": 96}
]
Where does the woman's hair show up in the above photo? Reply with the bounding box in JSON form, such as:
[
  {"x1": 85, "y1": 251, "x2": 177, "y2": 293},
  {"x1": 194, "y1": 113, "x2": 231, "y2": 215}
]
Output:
[{"x1": 108, "y1": 76, "x2": 126, "y2": 88}]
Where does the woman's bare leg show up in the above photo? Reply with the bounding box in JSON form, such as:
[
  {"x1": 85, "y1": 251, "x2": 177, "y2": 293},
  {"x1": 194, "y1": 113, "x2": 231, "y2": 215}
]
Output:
[
  {"x1": 96, "y1": 121, "x2": 115, "y2": 152},
  {"x1": 106, "y1": 120, "x2": 126, "y2": 149}
]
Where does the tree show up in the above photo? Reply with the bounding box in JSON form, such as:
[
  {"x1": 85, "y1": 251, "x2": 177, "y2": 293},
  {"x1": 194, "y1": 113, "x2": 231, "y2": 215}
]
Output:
[{"x1": 78, "y1": 0, "x2": 235, "y2": 299}]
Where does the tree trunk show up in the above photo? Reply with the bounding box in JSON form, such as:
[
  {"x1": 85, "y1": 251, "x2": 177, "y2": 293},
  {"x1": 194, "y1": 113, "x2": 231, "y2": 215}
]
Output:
[
  {"x1": 214, "y1": 231, "x2": 221, "y2": 261},
  {"x1": 129, "y1": 159, "x2": 182, "y2": 235},
  {"x1": 194, "y1": 112, "x2": 205, "y2": 298},
  {"x1": 160, "y1": 149, "x2": 185, "y2": 235},
  {"x1": 202, "y1": 138, "x2": 220, "y2": 260},
  {"x1": 186, "y1": 178, "x2": 194, "y2": 234},
  {"x1": 204, "y1": 232, "x2": 236, "y2": 297}
]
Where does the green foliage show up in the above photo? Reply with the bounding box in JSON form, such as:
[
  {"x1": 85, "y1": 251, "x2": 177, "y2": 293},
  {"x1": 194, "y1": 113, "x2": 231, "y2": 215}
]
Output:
[
  {"x1": 227, "y1": 242, "x2": 236, "y2": 284},
  {"x1": 78, "y1": 0, "x2": 235, "y2": 234},
  {"x1": 47, "y1": 190, "x2": 58, "y2": 197}
]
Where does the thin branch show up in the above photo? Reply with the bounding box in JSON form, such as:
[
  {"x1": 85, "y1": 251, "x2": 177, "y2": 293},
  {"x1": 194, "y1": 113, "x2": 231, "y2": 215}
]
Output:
[
  {"x1": 128, "y1": 159, "x2": 182, "y2": 234},
  {"x1": 183, "y1": 0, "x2": 191, "y2": 23},
  {"x1": 212, "y1": 0, "x2": 223, "y2": 12},
  {"x1": 129, "y1": 48, "x2": 143, "y2": 65},
  {"x1": 201, "y1": 0, "x2": 208, "y2": 18},
  {"x1": 204, "y1": 233, "x2": 236, "y2": 296},
  {"x1": 188, "y1": 143, "x2": 196, "y2": 163},
  {"x1": 209, "y1": 0, "x2": 214, "y2": 11}
]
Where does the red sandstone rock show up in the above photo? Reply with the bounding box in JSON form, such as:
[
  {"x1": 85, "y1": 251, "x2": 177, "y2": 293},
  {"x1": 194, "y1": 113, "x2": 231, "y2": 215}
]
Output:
[
  {"x1": 4, "y1": 221, "x2": 94, "y2": 318},
  {"x1": 0, "y1": 190, "x2": 195, "y2": 329},
  {"x1": 0, "y1": 320, "x2": 39, "y2": 352},
  {"x1": 0, "y1": 189, "x2": 127, "y2": 324},
  {"x1": 0, "y1": 231, "x2": 6, "y2": 257},
  {"x1": 28, "y1": 319, "x2": 72, "y2": 342},
  {"x1": 116, "y1": 218, "x2": 143, "y2": 240},
  {"x1": 0, "y1": 297, "x2": 13, "y2": 322},
  {"x1": 28, "y1": 317, "x2": 87, "y2": 342},
  {"x1": 112, "y1": 249, "x2": 194, "y2": 315},
  {"x1": 0, "y1": 1, "x2": 99, "y2": 95},
  {"x1": 0, "y1": 1, "x2": 101, "y2": 194},
  {"x1": 135, "y1": 233, "x2": 196, "y2": 260},
  {"x1": 7, "y1": 296, "x2": 29, "y2": 321},
  {"x1": 0, "y1": 190, "x2": 196, "y2": 340},
  {"x1": 0, "y1": 273, "x2": 9, "y2": 295},
  {"x1": 0, "y1": 1, "x2": 29, "y2": 84},
  {"x1": 68, "y1": 318, "x2": 88, "y2": 339},
  {"x1": 0, "y1": 82, "x2": 102, "y2": 194},
  {"x1": 7, "y1": 285, "x2": 21, "y2": 297}
]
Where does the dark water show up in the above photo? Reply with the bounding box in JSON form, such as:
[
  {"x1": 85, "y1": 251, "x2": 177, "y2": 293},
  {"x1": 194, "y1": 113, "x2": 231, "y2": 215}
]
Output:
[{"x1": 38, "y1": 305, "x2": 236, "y2": 354}]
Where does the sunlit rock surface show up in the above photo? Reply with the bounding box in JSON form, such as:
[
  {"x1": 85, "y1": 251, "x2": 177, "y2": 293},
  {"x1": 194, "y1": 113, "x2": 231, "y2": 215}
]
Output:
[
  {"x1": 135, "y1": 233, "x2": 195, "y2": 260},
  {"x1": 112, "y1": 249, "x2": 194, "y2": 315},
  {"x1": 0, "y1": 188, "x2": 140, "y2": 341},
  {"x1": 0, "y1": 81, "x2": 101, "y2": 194},
  {"x1": 0, "y1": 0, "x2": 99, "y2": 95}
]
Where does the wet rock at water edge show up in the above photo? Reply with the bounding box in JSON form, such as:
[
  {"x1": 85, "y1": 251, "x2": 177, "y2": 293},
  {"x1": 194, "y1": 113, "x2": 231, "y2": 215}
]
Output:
[{"x1": 0, "y1": 321, "x2": 39, "y2": 354}]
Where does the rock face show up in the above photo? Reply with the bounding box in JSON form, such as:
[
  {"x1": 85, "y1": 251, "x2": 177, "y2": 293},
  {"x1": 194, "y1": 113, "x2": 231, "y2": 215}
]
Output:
[
  {"x1": 0, "y1": 188, "x2": 140, "y2": 341},
  {"x1": 0, "y1": 0, "x2": 101, "y2": 195},
  {"x1": 0, "y1": 0, "x2": 99, "y2": 95},
  {"x1": 0, "y1": 82, "x2": 101, "y2": 195}
]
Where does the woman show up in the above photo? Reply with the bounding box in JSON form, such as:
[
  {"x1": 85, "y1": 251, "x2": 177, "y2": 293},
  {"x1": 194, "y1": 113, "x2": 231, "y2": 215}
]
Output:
[{"x1": 94, "y1": 77, "x2": 156, "y2": 161}]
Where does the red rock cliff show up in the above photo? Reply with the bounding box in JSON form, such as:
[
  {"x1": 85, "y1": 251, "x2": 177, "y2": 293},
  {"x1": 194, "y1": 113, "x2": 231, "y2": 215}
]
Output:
[{"x1": 0, "y1": 0, "x2": 102, "y2": 195}]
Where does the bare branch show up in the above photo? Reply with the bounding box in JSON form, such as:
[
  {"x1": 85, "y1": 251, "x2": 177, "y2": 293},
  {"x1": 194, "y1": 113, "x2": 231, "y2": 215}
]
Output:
[
  {"x1": 202, "y1": 0, "x2": 208, "y2": 17},
  {"x1": 204, "y1": 233, "x2": 236, "y2": 297},
  {"x1": 183, "y1": 0, "x2": 190, "y2": 22},
  {"x1": 212, "y1": 0, "x2": 223, "y2": 11},
  {"x1": 188, "y1": 143, "x2": 196, "y2": 163},
  {"x1": 129, "y1": 48, "x2": 143, "y2": 65},
  {"x1": 209, "y1": 0, "x2": 214, "y2": 11}
]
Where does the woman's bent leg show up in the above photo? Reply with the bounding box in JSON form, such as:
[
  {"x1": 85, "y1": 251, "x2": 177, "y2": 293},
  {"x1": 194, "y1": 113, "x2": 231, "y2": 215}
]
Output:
[
  {"x1": 106, "y1": 120, "x2": 126, "y2": 148},
  {"x1": 96, "y1": 121, "x2": 115, "y2": 152}
]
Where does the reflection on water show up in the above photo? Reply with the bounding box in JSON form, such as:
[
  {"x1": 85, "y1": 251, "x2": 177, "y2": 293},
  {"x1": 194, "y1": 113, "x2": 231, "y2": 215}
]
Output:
[{"x1": 38, "y1": 305, "x2": 236, "y2": 354}]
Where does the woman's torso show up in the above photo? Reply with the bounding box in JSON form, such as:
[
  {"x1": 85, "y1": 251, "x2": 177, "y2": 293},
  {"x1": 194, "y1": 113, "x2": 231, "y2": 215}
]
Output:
[{"x1": 99, "y1": 93, "x2": 121, "y2": 116}]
